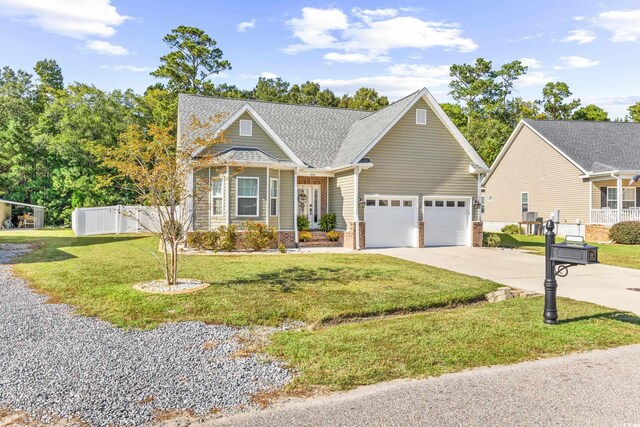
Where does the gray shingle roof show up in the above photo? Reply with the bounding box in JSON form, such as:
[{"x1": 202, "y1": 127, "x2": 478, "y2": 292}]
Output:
[
  {"x1": 214, "y1": 147, "x2": 296, "y2": 165},
  {"x1": 523, "y1": 119, "x2": 640, "y2": 173}
]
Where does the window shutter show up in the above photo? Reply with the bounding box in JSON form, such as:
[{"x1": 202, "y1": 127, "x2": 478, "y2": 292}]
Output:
[
  {"x1": 600, "y1": 187, "x2": 607, "y2": 209},
  {"x1": 636, "y1": 188, "x2": 640, "y2": 207}
]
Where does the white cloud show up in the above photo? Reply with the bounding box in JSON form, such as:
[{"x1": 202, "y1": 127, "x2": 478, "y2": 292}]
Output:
[
  {"x1": 520, "y1": 58, "x2": 542, "y2": 69},
  {"x1": 237, "y1": 19, "x2": 256, "y2": 32},
  {"x1": 592, "y1": 9, "x2": 640, "y2": 42},
  {"x1": 260, "y1": 72, "x2": 278, "y2": 79},
  {"x1": 0, "y1": 0, "x2": 129, "y2": 38},
  {"x1": 517, "y1": 71, "x2": 554, "y2": 87},
  {"x1": 562, "y1": 29, "x2": 596, "y2": 44},
  {"x1": 559, "y1": 56, "x2": 600, "y2": 68},
  {"x1": 324, "y1": 52, "x2": 390, "y2": 63},
  {"x1": 573, "y1": 16, "x2": 586, "y2": 21},
  {"x1": 85, "y1": 40, "x2": 128, "y2": 55},
  {"x1": 101, "y1": 65, "x2": 150, "y2": 72},
  {"x1": 284, "y1": 7, "x2": 477, "y2": 63},
  {"x1": 314, "y1": 63, "x2": 451, "y2": 98}
]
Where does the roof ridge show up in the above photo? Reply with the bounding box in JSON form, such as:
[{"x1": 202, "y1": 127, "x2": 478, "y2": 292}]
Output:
[{"x1": 525, "y1": 118, "x2": 640, "y2": 125}]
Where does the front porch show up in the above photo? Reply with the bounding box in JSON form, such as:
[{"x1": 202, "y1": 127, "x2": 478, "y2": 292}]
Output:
[{"x1": 590, "y1": 208, "x2": 640, "y2": 226}]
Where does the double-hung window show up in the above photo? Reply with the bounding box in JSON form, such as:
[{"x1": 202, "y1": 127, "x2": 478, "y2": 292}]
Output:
[
  {"x1": 236, "y1": 177, "x2": 259, "y2": 216},
  {"x1": 521, "y1": 192, "x2": 529, "y2": 213},
  {"x1": 270, "y1": 178, "x2": 278, "y2": 216},
  {"x1": 607, "y1": 187, "x2": 618, "y2": 210},
  {"x1": 608, "y1": 187, "x2": 636, "y2": 209},
  {"x1": 211, "y1": 179, "x2": 224, "y2": 216}
]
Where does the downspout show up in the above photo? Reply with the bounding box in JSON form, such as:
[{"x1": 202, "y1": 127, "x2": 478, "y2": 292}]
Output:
[
  {"x1": 266, "y1": 167, "x2": 270, "y2": 227},
  {"x1": 225, "y1": 165, "x2": 230, "y2": 226},
  {"x1": 294, "y1": 167, "x2": 299, "y2": 244},
  {"x1": 354, "y1": 166, "x2": 361, "y2": 250},
  {"x1": 476, "y1": 173, "x2": 483, "y2": 222},
  {"x1": 616, "y1": 173, "x2": 623, "y2": 223}
]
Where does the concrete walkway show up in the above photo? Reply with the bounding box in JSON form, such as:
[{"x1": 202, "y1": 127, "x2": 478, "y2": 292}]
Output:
[
  {"x1": 366, "y1": 247, "x2": 640, "y2": 316},
  {"x1": 207, "y1": 344, "x2": 640, "y2": 427}
]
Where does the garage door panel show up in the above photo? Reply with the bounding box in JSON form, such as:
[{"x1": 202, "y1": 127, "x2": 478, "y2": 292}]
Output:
[
  {"x1": 424, "y1": 198, "x2": 470, "y2": 247},
  {"x1": 365, "y1": 197, "x2": 417, "y2": 248}
]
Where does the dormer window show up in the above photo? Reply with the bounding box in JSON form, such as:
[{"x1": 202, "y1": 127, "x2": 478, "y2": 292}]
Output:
[
  {"x1": 416, "y1": 109, "x2": 427, "y2": 125},
  {"x1": 239, "y1": 119, "x2": 253, "y2": 136}
]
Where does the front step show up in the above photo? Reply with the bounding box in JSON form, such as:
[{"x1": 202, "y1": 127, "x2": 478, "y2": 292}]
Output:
[{"x1": 298, "y1": 240, "x2": 341, "y2": 248}]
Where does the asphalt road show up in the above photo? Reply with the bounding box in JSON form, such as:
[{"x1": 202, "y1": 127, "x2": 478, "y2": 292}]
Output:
[{"x1": 206, "y1": 344, "x2": 640, "y2": 427}]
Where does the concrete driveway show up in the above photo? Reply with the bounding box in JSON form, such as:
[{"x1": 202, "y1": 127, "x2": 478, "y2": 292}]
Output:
[{"x1": 366, "y1": 247, "x2": 640, "y2": 316}]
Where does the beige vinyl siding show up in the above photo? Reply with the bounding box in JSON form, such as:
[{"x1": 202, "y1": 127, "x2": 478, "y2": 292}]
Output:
[
  {"x1": 203, "y1": 112, "x2": 290, "y2": 160},
  {"x1": 279, "y1": 169, "x2": 295, "y2": 230},
  {"x1": 328, "y1": 170, "x2": 355, "y2": 230},
  {"x1": 484, "y1": 125, "x2": 590, "y2": 224},
  {"x1": 358, "y1": 99, "x2": 477, "y2": 221},
  {"x1": 193, "y1": 168, "x2": 210, "y2": 230}
]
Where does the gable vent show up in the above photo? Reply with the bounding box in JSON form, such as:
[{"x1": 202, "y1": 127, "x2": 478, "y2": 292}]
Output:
[
  {"x1": 416, "y1": 109, "x2": 427, "y2": 125},
  {"x1": 239, "y1": 119, "x2": 253, "y2": 136}
]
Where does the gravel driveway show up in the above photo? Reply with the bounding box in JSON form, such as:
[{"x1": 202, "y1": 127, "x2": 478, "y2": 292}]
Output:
[{"x1": 0, "y1": 244, "x2": 291, "y2": 426}]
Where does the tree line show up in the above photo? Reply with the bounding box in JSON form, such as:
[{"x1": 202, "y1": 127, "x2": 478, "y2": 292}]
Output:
[{"x1": 1, "y1": 25, "x2": 639, "y2": 225}]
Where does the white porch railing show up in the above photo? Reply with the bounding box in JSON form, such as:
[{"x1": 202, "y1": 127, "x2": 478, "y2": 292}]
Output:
[{"x1": 590, "y1": 208, "x2": 640, "y2": 225}]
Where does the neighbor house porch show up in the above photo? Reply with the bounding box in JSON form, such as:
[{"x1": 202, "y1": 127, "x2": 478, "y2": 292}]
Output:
[{"x1": 589, "y1": 176, "x2": 640, "y2": 226}]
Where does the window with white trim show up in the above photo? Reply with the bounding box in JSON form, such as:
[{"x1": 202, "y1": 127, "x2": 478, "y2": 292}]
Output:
[
  {"x1": 521, "y1": 192, "x2": 529, "y2": 213},
  {"x1": 608, "y1": 187, "x2": 636, "y2": 209},
  {"x1": 211, "y1": 179, "x2": 224, "y2": 216},
  {"x1": 236, "y1": 177, "x2": 259, "y2": 216},
  {"x1": 607, "y1": 187, "x2": 617, "y2": 210},
  {"x1": 239, "y1": 119, "x2": 252, "y2": 136},
  {"x1": 416, "y1": 108, "x2": 427, "y2": 125},
  {"x1": 270, "y1": 178, "x2": 278, "y2": 216}
]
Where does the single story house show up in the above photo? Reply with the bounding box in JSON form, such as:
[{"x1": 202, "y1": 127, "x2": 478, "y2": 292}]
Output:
[
  {"x1": 179, "y1": 88, "x2": 488, "y2": 249},
  {"x1": 483, "y1": 119, "x2": 640, "y2": 239},
  {"x1": 0, "y1": 198, "x2": 45, "y2": 229}
]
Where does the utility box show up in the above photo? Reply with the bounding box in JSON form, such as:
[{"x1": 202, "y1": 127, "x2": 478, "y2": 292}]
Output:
[{"x1": 551, "y1": 239, "x2": 598, "y2": 265}]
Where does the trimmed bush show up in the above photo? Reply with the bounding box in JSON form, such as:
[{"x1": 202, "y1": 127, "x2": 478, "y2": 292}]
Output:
[
  {"x1": 501, "y1": 224, "x2": 522, "y2": 234},
  {"x1": 483, "y1": 232, "x2": 501, "y2": 248},
  {"x1": 297, "y1": 216, "x2": 310, "y2": 231},
  {"x1": 277, "y1": 242, "x2": 287, "y2": 253},
  {"x1": 242, "y1": 221, "x2": 277, "y2": 251},
  {"x1": 218, "y1": 225, "x2": 238, "y2": 252},
  {"x1": 186, "y1": 230, "x2": 219, "y2": 251},
  {"x1": 319, "y1": 213, "x2": 337, "y2": 232},
  {"x1": 326, "y1": 230, "x2": 340, "y2": 242},
  {"x1": 609, "y1": 221, "x2": 640, "y2": 244},
  {"x1": 299, "y1": 231, "x2": 312, "y2": 242}
]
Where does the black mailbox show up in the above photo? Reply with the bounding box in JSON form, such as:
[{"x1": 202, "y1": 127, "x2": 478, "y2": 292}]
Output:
[{"x1": 551, "y1": 237, "x2": 598, "y2": 265}]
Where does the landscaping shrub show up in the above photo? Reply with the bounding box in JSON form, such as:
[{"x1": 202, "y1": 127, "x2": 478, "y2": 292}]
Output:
[
  {"x1": 319, "y1": 213, "x2": 336, "y2": 232},
  {"x1": 297, "y1": 216, "x2": 310, "y2": 231},
  {"x1": 326, "y1": 230, "x2": 340, "y2": 242},
  {"x1": 483, "y1": 232, "x2": 502, "y2": 248},
  {"x1": 242, "y1": 221, "x2": 277, "y2": 251},
  {"x1": 299, "y1": 231, "x2": 312, "y2": 242},
  {"x1": 609, "y1": 221, "x2": 640, "y2": 244},
  {"x1": 186, "y1": 231, "x2": 219, "y2": 251},
  {"x1": 217, "y1": 225, "x2": 238, "y2": 252},
  {"x1": 501, "y1": 224, "x2": 522, "y2": 234},
  {"x1": 277, "y1": 242, "x2": 286, "y2": 253}
]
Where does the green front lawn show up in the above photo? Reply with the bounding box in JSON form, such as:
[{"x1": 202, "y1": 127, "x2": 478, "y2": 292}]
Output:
[
  {"x1": 1, "y1": 230, "x2": 497, "y2": 328},
  {"x1": 267, "y1": 297, "x2": 640, "y2": 390},
  {"x1": 3, "y1": 229, "x2": 640, "y2": 393},
  {"x1": 493, "y1": 233, "x2": 640, "y2": 270}
]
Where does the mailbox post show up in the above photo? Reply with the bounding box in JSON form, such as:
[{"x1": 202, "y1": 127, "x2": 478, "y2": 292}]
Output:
[{"x1": 543, "y1": 220, "x2": 599, "y2": 324}]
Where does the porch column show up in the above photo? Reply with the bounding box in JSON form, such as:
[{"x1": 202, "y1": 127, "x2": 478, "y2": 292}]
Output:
[
  {"x1": 354, "y1": 167, "x2": 361, "y2": 250},
  {"x1": 294, "y1": 168, "x2": 299, "y2": 243},
  {"x1": 266, "y1": 167, "x2": 270, "y2": 226},
  {"x1": 226, "y1": 165, "x2": 230, "y2": 226},
  {"x1": 617, "y1": 176, "x2": 623, "y2": 223}
]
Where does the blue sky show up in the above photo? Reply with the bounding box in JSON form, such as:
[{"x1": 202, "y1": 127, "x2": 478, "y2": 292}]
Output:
[{"x1": 0, "y1": 0, "x2": 639, "y2": 118}]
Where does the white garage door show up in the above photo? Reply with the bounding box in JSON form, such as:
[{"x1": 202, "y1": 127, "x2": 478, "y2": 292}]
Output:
[
  {"x1": 365, "y1": 196, "x2": 418, "y2": 248},
  {"x1": 424, "y1": 198, "x2": 471, "y2": 247}
]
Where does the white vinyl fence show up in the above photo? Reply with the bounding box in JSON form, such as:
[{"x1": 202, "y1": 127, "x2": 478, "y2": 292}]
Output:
[{"x1": 72, "y1": 205, "x2": 166, "y2": 236}]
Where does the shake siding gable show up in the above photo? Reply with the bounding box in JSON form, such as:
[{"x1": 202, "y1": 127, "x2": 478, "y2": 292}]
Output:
[
  {"x1": 357, "y1": 98, "x2": 477, "y2": 221},
  {"x1": 203, "y1": 112, "x2": 290, "y2": 160},
  {"x1": 484, "y1": 125, "x2": 590, "y2": 224},
  {"x1": 328, "y1": 170, "x2": 355, "y2": 230}
]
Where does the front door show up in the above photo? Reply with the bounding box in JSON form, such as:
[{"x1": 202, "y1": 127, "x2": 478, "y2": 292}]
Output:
[{"x1": 298, "y1": 185, "x2": 321, "y2": 229}]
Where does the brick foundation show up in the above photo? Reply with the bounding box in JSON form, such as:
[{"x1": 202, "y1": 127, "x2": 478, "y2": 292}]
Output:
[
  {"x1": 585, "y1": 224, "x2": 611, "y2": 242},
  {"x1": 472, "y1": 221, "x2": 483, "y2": 247},
  {"x1": 277, "y1": 231, "x2": 296, "y2": 248},
  {"x1": 343, "y1": 221, "x2": 366, "y2": 249},
  {"x1": 418, "y1": 221, "x2": 425, "y2": 248}
]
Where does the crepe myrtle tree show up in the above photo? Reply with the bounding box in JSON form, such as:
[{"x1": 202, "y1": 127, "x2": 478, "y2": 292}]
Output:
[{"x1": 100, "y1": 115, "x2": 227, "y2": 285}]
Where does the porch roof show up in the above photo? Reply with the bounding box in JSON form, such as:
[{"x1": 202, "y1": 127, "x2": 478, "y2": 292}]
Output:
[{"x1": 214, "y1": 147, "x2": 298, "y2": 167}]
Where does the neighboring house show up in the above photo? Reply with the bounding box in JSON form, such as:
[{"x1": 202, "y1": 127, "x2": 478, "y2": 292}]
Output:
[
  {"x1": 483, "y1": 119, "x2": 640, "y2": 239},
  {"x1": 178, "y1": 88, "x2": 488, "y2": 249}
]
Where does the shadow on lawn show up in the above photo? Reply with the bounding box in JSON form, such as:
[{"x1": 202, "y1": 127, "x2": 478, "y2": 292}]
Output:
[
  {"x1": 559, "y1": 311, "x2": 640, "y2": 326},
  {"x1": 221, "y1": 267, "x2": 351, "y2": 292},
  {"x1": 0, "y1": 234, "x2": 147, "y2": 264}
]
